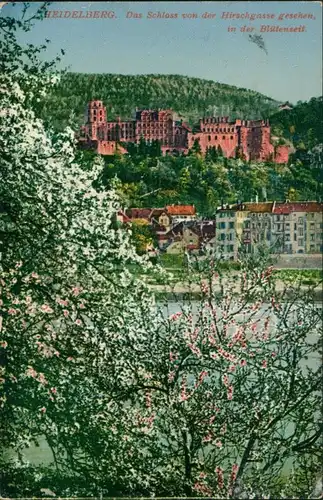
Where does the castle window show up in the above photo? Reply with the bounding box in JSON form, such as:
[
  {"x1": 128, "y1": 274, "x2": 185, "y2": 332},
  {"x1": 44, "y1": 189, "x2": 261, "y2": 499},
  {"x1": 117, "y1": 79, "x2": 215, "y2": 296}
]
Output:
[
  {"x1": 222, "y1": 136, "x2": 225, "y2": 140},
  {"x1": 220, "y1": 128, "x2": 222, "y2": 132},
  {"x1": 230, "y1": 136, "x2": 233, "y2": 140},
  {"x1": 215, "y1": 136, "x2": 217, "y2": 140},
  {"x1": 208, "y1": 135, "x2": 211, "y2": 141},
  {"x1": 216, "y1": 128, "x2": 218, "y2": 132}
]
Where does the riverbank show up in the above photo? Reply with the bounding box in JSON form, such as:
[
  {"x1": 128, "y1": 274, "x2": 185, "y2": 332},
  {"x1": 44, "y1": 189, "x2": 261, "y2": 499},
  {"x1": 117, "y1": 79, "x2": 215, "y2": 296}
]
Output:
[{"x1": 148, "y1": 280, "x2": 323, "y2": 301}]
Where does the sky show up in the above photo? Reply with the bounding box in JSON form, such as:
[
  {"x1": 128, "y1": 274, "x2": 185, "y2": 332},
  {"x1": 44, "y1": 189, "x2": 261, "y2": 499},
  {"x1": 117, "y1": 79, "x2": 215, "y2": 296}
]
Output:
[{"x1": 3, "y1": 1, "x2": 322, "y2": 103}]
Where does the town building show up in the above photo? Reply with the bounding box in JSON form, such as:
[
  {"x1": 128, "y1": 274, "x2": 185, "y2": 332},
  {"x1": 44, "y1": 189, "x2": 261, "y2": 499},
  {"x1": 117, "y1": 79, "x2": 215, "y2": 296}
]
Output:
[
  {"x1": 78, "y1": 100, "x2": 289, "y2": 163},
  {"x1": 158, "y1": 220, "x2": 216, "y2": 254},
  {"x1": 117, "y1": 202, "x2": 322, "y2": 258},
  {"x1": 215, "y1": 201, "x2": 323, "y2": 260}
]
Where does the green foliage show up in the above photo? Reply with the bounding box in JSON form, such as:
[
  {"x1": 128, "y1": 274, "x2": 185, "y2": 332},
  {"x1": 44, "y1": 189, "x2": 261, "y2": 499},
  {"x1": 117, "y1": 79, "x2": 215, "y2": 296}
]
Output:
[
  {"x1": 270, "y1": 97, "x2": 323, "y2": 150},
  {"x1": 37, "y1": 73, "x2": 280, "y2": 132},
  {"x1": 98, "y1": 145, "x2": 321, "y2": 216},
  {"x1": 130, "y1": 218, "x2": 157, "y2": 255}
]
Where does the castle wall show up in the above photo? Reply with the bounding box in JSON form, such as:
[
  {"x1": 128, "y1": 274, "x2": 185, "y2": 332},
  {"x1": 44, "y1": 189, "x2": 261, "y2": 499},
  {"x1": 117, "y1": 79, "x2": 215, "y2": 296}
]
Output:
[
  {"x1": 274, "y1": 145, "x2": 290, "y2": 163},
  {"x1": 80, "y1": 101, "x2": 289, "y2": 163}
]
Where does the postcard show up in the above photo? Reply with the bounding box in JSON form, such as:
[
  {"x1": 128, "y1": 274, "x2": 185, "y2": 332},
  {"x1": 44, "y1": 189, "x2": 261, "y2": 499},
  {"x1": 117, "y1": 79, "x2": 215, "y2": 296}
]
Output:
[{"x1": 1, "y1": 1, "x2": 322, "y2": 498}]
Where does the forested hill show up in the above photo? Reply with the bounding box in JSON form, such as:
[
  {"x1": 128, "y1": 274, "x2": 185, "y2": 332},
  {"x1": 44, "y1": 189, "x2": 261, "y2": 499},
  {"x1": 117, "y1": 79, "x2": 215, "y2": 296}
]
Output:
[
  {"x1": 39, "y1": 73, "x2": 280, "y2": 131},
  {"x1": 270, "y1": 97, "x2": 323, "y2": 150}
]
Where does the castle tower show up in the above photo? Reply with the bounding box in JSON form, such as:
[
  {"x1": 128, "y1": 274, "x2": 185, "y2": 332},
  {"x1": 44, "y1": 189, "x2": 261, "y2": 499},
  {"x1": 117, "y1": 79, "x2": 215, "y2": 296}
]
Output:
[{"x1": 86, "y1": 100, "x2": 107, "y2": 140}]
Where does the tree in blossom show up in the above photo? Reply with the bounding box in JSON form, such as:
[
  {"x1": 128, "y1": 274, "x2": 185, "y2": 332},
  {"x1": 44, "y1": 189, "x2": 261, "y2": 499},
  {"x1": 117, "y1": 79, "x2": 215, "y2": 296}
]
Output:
[{"x1": 0, "y1": 4, "x2": 322, "y2": 498}]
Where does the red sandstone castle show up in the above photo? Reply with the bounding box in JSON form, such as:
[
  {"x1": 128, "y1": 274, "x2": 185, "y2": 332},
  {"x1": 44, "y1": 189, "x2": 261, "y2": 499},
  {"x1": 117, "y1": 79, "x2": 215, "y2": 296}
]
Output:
[{"x1": 78, "y1": 100, "x2": 289, "y2": 163}]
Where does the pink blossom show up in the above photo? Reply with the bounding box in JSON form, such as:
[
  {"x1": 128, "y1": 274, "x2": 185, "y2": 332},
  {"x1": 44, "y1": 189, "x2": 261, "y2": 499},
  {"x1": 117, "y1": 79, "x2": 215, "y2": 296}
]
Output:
[
  {"x1": 193, "y1": 482, "x2": 212, "y2": 496},
  {"x1": 145, "y1": 392, "x2": 152, "y2": 408},
  {"x1": 209, "y1": 415, "x2": 216, "y2": 424},
  {"x1": 231, "y1": 463, "x2": 239, "y2": 483},
  {"x1": 57, "y1": 298, "x2": 69, "y2": 307},
  {"x1": 271, "y1": 352, "x2": 276, "y2": 357},
  {"x1": 8, "y1": 308, "x2": 17, "y2": 315},
  {"x1": 0, "y1": 378, "x2": 5, "y2": 384},
  {"x1": 187, "y1": 343, "x2": 202, "y2": 357},
  {"x1": 41, "y1": 304, "x2": 53, "y2": 314},
  {"x1": 40, "y1": 407, "x2": 46, "y2": 413},
  {"x1": 79, "y1": 303, "x2": 85, "y2": 309},
  {"x1": 72, "y1": 287, "x2": 81, "y2": 296},
  {"x1": 240, "y1": 359, "x2": 247, "y2": 367},
  {"x1": 222, "y1": 374, "x2": 229, "y2": 386},
  {"x1": 75, "y1": 319, "x2": 82, "y2": 326},
  {"x1": 63, "y1": 309, "x2": 69, "y2": 317},
  {"x1": 215, "y1": 439, "x2": 223, "y2": 448},
  {"x1": 180, "y1": 376, "x2": 189, "y2": 402},
  {"x1": 227, "y1": 385, "x2": 233, "y2": 400},
  {"x1": 198, "y1": 370, "x2": 208, "y2": 382},
  {"x1": 261, "y1": 360, "x2": 267, "y2": 369},
  {"x1": 199, "y1": 471, "x2": 207, "y2": 479},
  {"x1": 168, "y1": 371, "x2": 175, "y2": 382},
  {"x1": 169, "y1": 351, "x2": 177, "y2": 362},
  {"x1": 216, "y1": 466, "x2": 224, "y2": 489},
  {"x1": 37, "y1": 373, "x2": 48, "y2": 385},
  {"x1": 15, "y1": 261, "x2": 23, "y2": 269},
  {"x1": 26, "y1": 366, "x2": 37, "y2": 378},
  {"x1": 50, "y1": 387, "x2": 57, "y2": 394},
  {"x1": 67, "y1": 356, "x2": 73, "y2": 361},
  {"x1": 0, "y1": 341, "x2": 8, "y2": 349},
  {"x1": 232, "y1": 463, "x2": 239, "y2": 474},
  {"x1": 202, "y1": 433, "x2": 213, "y2": 443},
  {"x1": 228, "y1": 364, "x2": 236, "y2": 372}
]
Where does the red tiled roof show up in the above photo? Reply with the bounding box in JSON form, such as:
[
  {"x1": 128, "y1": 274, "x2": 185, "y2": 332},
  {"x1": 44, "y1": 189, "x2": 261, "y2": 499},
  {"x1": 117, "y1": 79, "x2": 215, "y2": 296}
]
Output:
[
  {"x1": 166, "y1": 205, "x2": 196, "y2": 216},
  {"x1": 273, "y1": 202, "x2": 323, "y2": 214},
  {"x1": 126, "y1": 208, "x2": 152, "y2": 219}
]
